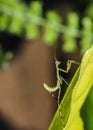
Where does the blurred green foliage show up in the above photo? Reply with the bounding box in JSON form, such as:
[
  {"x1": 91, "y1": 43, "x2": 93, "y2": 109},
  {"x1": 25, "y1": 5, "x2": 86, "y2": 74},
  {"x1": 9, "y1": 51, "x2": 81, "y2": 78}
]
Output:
[
  {"x1": 80, "y1": 17, "x2": 93, "y2": 54},
  {"x1": 85, "y1": 2, "x2": 93, "y2": 19},
  {"x1": 63, "y1": 13, "x2": 79, "y2": 52},
  {"x1": 0, "y1": 46, "x2": 13, "y2": 69},
  {"x1": 43, "y1": 11, "x2": 61, "y2": 45},
  {"x1": 0, "y1": 0, "x2": 93, "y2": 54},
  {"x1": 25, "y1": 1, "x2": 42, "y2": 39}
]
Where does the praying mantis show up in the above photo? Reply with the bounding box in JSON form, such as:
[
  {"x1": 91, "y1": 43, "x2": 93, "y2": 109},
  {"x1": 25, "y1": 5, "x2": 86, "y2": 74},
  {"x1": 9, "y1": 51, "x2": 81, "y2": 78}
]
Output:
[{"x1": 43, "y1": 59, "x2": 79, "y2": 121}]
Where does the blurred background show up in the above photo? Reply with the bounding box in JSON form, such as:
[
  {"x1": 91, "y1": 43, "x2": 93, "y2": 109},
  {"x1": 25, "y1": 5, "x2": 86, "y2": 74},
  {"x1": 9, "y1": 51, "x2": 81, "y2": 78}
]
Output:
[{"x1": 0, "y1": 0, "x2": 93, "y2": 129}]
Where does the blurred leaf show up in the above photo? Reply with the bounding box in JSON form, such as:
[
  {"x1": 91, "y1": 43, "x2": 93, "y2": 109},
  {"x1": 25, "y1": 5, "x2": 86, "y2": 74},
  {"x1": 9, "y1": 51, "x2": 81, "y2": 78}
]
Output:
[
  {"x1": 80, "y1": 17, "x2": 92, "y2": 54},
  {"x1": 25, "y1": 1, "x2": 42, "y2": 40},
  {"x1": 62, "y1": 13, "x2": 79, "y2": 52},
  {"x1": 43, "y1": 11, "x2": 61, "y2": 45},
  {"x1": 0, "y1": 15, "x2": 9, "y2": 30},
  {"x1": 85, "y1": 3, "x2": 93, "y2": 19},
  {"x1": 25, "y1": 24, "x2": 39, "y2": 39},
  {"x1": 4, "y1": 52, "x2": 13, "y2": 60},
  {"x1": 62, "y1": 42, "x2": 77, "y2": 53},
  {"x1": 9, "y1": 18, "x2": 23, "y2": 35},
  {"x1": 29, "y1": 1, "x2": 42, "y2": 16},
  {"x1": 1, "y1": 61, "x2": 9, "y2": 70},
  {"x1": 0, "y1": 46, "x2": 13, "y2": 69}
]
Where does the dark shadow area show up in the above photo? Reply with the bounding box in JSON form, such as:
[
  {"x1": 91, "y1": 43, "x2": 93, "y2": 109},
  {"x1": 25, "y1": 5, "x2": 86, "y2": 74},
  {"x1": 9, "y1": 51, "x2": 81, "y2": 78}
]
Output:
[
  {"x1": 0, "y1": 115, "x2": 14, "y2": 130},
  {"x1": 0, "y1": 31, "x2": 23, "y2": 54}
]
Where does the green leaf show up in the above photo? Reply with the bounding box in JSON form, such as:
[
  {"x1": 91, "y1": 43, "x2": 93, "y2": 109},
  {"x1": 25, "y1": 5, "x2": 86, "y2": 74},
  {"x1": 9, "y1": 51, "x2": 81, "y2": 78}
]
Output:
[
  {"x1": 62, "y1": 42, "x2": 77, "y2": 53},
  {"x1": 0, "y1": 15, "x2": 9, "y2": 30},
  {"x1": 4, "y1": 52, "x2": 13, "y2": 60},
  {"x1": 80, "y1": 17, "x2": 92, "y2": 54},
  {"x1": 81, "y1": 87, "x2": 93, "y2": 130},
  {"x1": 49, "y1": 46, "x2": 93, "y2": 130},
  {"x1": 43, "y1": 11, "x2": 61, "y2": 45},
  {"x1": 85, "y1": 3, "x2": 93, "y2": 19},
  {"x1": 29, "y1": 1, "x2": 42, "y2": 16},
  {"x1": 25, "y1": 24, "x2": 39, "y2": 40},
  {"x1": 25, "y1": 1, "x2": 42, "y2": 40},
  {"x1": 9, "y1": 18, "x2": 23, "y2": 35},
  {"x1": 62, "y1": 13, "x2": 79, "y2": 52}
]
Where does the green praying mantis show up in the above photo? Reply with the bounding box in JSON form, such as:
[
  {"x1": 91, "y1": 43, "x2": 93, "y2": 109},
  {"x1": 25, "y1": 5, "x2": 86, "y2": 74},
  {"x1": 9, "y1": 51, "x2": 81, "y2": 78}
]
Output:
[
  {"x1": 43, "y1": 59, "x2": 79, "y2": 121},
  {"x1": 43, "y1": 59, "x2": 79, "y2": 105}
]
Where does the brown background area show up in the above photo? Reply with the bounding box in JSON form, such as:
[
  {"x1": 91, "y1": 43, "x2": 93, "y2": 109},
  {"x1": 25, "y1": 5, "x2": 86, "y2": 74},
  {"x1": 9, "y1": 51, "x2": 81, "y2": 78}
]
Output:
[{"x1": 0, "y1": 39, "x2": 56, "y2": 130}]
